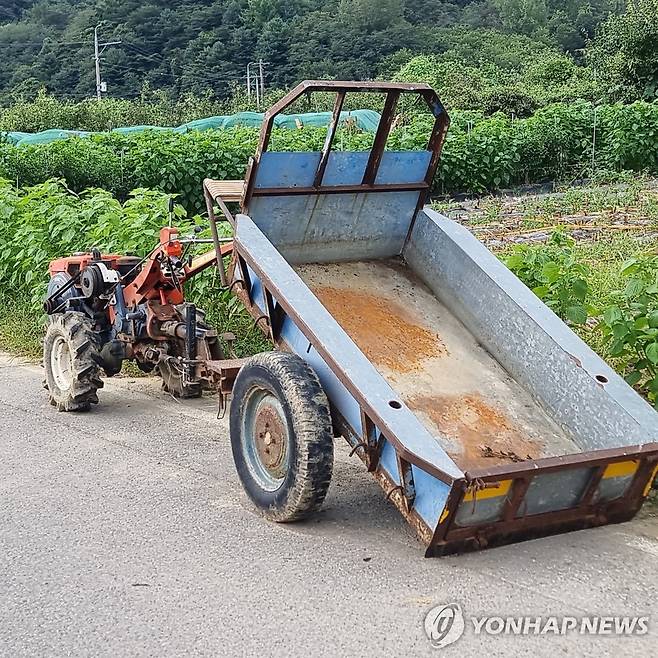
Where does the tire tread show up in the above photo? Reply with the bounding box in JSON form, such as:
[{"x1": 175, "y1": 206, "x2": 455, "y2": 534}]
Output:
[
  {"x1": 231, "y1": 351, "x2": 334, "y2": 522},
  {"x1": 43, "y1": 312, "x2": 104, "y2": 412}
]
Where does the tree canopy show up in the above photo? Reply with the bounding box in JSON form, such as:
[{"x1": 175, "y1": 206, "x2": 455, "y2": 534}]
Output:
[
  {"x1": 587, "y1": 0, "x2": 658, "y2": 101},
  {"x1": 0, "y1": 0, "x2": 632, "y2": 103}
]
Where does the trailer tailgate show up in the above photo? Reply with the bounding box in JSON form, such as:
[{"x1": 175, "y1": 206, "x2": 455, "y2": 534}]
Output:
[{"x1": 429, "y1": 444, "x2": 658, "y2": 556}]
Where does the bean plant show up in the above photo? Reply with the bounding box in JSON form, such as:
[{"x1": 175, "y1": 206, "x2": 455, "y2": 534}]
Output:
[
  {"x1": 600, "y1": 255, "x2": 658, "y2": 407},
  {"x1": 504, "y1": 231, "x2": 593, "y2": 325},
  {"x1": 1, "y1": 100, "x2": 658, "y2": 210}
]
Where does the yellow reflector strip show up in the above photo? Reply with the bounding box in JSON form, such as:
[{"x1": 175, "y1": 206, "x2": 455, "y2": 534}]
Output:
[
  {"x1": 603, "y1": 460, "x2": 639, "y2": 479},
  {"x1": 643, "y1": 463, "x2": 658, "y2": 497},
  {"x1": 462, "y1": 479, "x2": 512, "y2": 502},
  {"x1": 439, "y1": 508, "x2": 450, "y2": 524}
]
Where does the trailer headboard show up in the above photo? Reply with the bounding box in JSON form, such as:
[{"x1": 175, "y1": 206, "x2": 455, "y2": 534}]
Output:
[
  {"x1": 247, "y1": 150, "x2": 432, "y2": 262},
  {"x1": 241, "y1": 81, "x2": 449, "y2": 264}
]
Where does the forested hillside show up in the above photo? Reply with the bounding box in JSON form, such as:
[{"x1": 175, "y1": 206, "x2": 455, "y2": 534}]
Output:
[{"x1": 0, "y1": 0, "x2": 628, "y2": 103}]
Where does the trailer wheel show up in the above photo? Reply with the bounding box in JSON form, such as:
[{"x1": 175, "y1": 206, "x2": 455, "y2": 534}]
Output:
[
  {"x1": 230, "y1": 351, "x2": 334, "y2": 522},
  {"x1": 43, "y1": 312, "x2": 104, "y2": 412}
]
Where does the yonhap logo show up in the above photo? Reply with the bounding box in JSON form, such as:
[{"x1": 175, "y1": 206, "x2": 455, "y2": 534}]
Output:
[
  {"x1": 423, "y1": 602, "x2": 649, "y2": 649},
  {"x1": 424, "y1": 603, "x2": 465, "y2": 649}
]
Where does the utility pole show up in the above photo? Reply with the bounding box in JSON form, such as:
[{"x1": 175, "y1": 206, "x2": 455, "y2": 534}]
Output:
[
  {"x1": 94, "y1": 26, "x2": 101, "y2": 101},
  {"x1": 247, "y1": 62, "x2": 258, "y2": 106},
  {"x1": 93, "y1": 24, "x2": 121, "y2": 101},
  {"x1": 258, "y1": 59, "x2": 265, "y2": 105},
  {"x1": 246, "y1": 60, "x2": 266, "y2": 109},
  {"x1": 246, "y1": 63, "x2": 250, "y2": 101}
]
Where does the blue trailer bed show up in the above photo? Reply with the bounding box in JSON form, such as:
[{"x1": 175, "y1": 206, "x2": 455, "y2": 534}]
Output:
[
  {"x1": 295, "y1": 258, "x2": 578, "y2": 471},
  {"x1": 205, "y1": 81, "x2": 658, "y2": 555}
]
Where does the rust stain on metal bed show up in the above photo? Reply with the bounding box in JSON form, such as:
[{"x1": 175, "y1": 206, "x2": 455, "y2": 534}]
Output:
[
  {"x1": 298, "y1": 260, "x2": 575, "y2": 466},
  {"x1": 312, "y1": 285, "x2": 446, "y2": 373},
  {"x1": 406, "y1": 393, "x2": 543, "y2": 469}
]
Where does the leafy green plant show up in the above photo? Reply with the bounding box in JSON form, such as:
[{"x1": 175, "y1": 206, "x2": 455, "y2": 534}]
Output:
[
  {"x1": 2, "y1": 99, "x2": 658, "y2": 205},
  {"x1": 600, "y1": 255, "x2": 658, "y2": 406},
  {"x1": 0, "y1": 178, "x2": 268, "y2": 356},
  {"x1": 0, "y1": 179, "x2": 174, "y2": 307},
  {"x1": 586, "y1": 0, "x2": 658, "y2": 103},
  {"x1": 0, "y1": 89, "x2": 232, "y2": 134},
  {"x1": 504, "y1": 231, "x2": 593, "y2": 324},
  {"x1": 521, "y1": 178, "x2": 647, "y2": 217}
]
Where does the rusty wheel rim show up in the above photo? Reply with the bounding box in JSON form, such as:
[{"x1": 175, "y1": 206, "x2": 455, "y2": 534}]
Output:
[{"x1": 241, "y1": 387, "x2": 290, "y2": 491}]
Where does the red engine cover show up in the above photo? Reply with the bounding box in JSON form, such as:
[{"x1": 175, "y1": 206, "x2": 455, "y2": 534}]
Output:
[{"x1": 48, "y1": 253, "x2": 125, "y2": 277}]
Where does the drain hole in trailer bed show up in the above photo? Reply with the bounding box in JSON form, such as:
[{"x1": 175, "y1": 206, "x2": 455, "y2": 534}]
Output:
[
  {"x1": 389, "y1": 400, "x2": 402, "y2": 409},
  {"x1": 595, "y1": 374, "x2": 609, "y2": 384}
]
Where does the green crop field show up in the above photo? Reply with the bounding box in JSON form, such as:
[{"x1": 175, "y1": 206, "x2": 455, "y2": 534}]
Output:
[
  {"x1": 1, "y1": 175, "x2": 657, "y2": 410},
  {"x1": 0, "y1": 0, "x2": 657, "y2": 408}
]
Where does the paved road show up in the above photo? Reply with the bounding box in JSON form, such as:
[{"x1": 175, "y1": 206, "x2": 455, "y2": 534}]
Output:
[{"x1": 1, "y1": 353, "x2": 657, "y2": 657}]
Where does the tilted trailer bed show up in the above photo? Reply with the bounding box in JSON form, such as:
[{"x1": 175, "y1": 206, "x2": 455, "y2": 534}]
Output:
[{"x1": 204, "y1": 81, "x2": 658, "y2": 556}]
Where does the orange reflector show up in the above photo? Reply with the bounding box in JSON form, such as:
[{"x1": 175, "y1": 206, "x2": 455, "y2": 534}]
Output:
[
  {"x1": 603, "y1": 460, "x2": 639, "y2": 479},
  {"x1": 462, "y1": 479, "x2": 512, "y2": 502}
]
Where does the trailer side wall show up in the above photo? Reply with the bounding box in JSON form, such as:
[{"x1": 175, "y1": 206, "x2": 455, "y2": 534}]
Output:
[{"x1": 404, "y1": 208, "x2": 658, "y2": 451}]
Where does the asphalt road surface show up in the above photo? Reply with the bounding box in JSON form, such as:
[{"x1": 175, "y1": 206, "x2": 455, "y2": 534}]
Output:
[{"x1": 1, "y1": 353, "x2": 657, "y2": 657}]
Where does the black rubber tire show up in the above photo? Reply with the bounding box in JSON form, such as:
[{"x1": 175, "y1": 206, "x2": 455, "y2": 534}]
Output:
[
  {"x1": 43, "y1": 312, "x2": 104, "y2": 412},
  {"x1": 230, "y1": 351, "x2": 334, "y2": 522}
]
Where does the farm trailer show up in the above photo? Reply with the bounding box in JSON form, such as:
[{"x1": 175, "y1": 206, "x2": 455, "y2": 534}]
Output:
[
  {"x1": 203, "y1": 81, "x2": 658, "y2": 556},
  {"x1": 44, "y1": 81, "x2": 658, "y2": 556}
]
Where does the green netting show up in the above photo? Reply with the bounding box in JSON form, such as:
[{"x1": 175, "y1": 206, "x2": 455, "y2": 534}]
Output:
[
  {"x1": 112, "y1": 125, "x2": 171, "y2": 135},
  {"x1": 275, "y1": 110, "x2": 380, "y2": 131},
  {"x1": 1, "y1": 109, "x2": 381, "y2": 147},
  {"x1": 175, "y1": 110, "x2": 380, "y2": 132},
  {"x1": 4, "y1": 129, "x2": 91, "y2": 145},
  {"x1": 1, "y1": 131, "x2": 31, "y2": 145}
]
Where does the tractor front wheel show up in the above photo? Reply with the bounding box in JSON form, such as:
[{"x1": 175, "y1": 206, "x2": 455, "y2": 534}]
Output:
[
  {"x1": 230, "y1": 351, "x2": 334, "y2": 522},
  {"x1": 43, "y1": 312, "x2": 104, "y2": 412}
]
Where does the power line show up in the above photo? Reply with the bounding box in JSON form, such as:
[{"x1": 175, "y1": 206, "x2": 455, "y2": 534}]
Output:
[
  {"x1": 93, "y1": 24, "x2": 121, "y2": 101},
  {"x1": 107, "y1": 43, "x2": 248, "y2": 86},
  {"x1": 121, "y1": 42, "x2": 167, "y2": 63},
  {"x1": 101, "y1": 61, "x2": 246, "y2": 87},
  {"x1": 12, "y1": 40, "x2": 87, "y2": 47},
  {"x1": 1, "y1": 27, "x2": 273, "y2": 102},
  {"x1": 101, "y1": 62, "x2": 174, "y2": 79}
]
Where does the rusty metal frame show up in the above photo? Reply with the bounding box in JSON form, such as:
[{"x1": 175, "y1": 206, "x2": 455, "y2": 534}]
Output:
[
  {"x1": 334, "y1": 414, "x2": 435, "y2": 544},
  {"x1": 242, "y1": 80, "x2": 450, "y2": 214},
  {"x1": 314, "y1": 90, "x2": 346, "y2": 188},
  {"x1": 202, "y1": 178, "x2": 248, "y2": 288},
  {"x1": 205, "y1": 357, "x2": 250, "y2": 394},
  {"x1": 465, "y1": 443, "x2": 658, "y2": 480}
]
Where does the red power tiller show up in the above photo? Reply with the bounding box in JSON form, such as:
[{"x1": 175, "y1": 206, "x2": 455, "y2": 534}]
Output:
[{"x1": 42, "y1": 206, "x2": 232, "y2": 410}]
